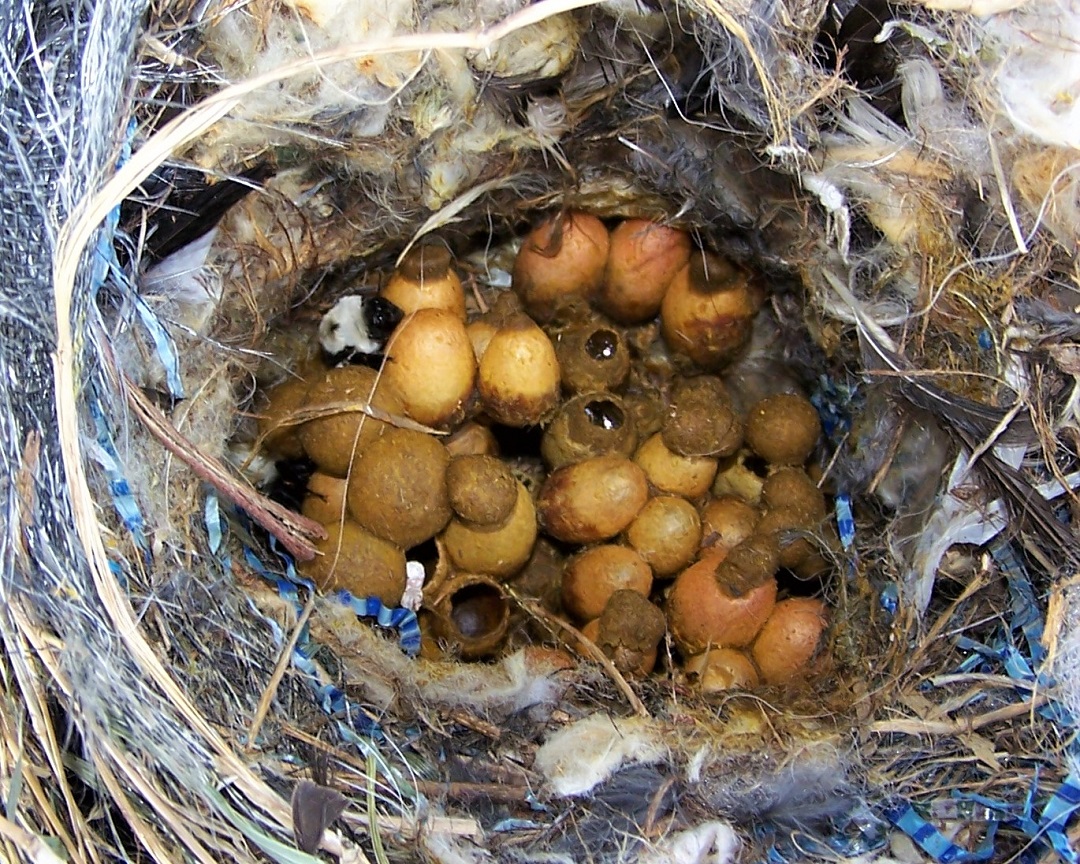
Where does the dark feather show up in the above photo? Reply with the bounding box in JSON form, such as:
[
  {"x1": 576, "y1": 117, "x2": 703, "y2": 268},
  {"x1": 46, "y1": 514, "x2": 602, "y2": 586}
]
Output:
[
  {"x1": 857, "y1": 332, "x2": 1079, "y2": 562},
  {"x1": 139, "y1": 163, "x2": 274, "y2": 264},
  {"x1": 858, "y1": 330, "x2": 1035, "y2": 445},
  {"x1": 1014, "y1": 296, "x2": 1080, "y2": 343},
  {"x1": 291, "y1": 779, "x2": 349, "y2": 854},
  {"x1": 950, "y1": 423, "x2": 1080, "y2": 566},
  {"x1": 816, "y1": 0, "x2": 910, "y2": 122}
]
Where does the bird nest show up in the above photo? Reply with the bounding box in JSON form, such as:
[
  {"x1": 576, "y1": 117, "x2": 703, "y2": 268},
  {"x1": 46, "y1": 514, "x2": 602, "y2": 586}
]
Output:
[{"x1": 5, "y1": 0, "x2": 1080, "y2": 862}]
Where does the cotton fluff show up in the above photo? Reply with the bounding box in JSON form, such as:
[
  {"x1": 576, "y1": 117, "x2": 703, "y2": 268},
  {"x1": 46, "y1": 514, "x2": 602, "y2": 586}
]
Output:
[
  {"x1": 637, "y1": 823, "x2": 739, "y2": 864},
  {"x1": 200, "y1": 0, "x2": 418, "y2": 149},
  {"x1": 533, "y1": 713, "x2": 668, "y2": 797},
  {"x1": 981, "y1": 0, "x2": 1080, "y2": 150}
]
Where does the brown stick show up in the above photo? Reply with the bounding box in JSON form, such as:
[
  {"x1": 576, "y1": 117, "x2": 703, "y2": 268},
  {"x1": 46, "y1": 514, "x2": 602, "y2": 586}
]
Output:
[
  {"x1": 414, "y1": 780, "x2": 533, "y2": 805},
  {"x1": 124, "y1": 378, "x2": 325, "y2": 560},
  {"x1": 869, "y1": 693, "x2": 1050, "y2": 736}
]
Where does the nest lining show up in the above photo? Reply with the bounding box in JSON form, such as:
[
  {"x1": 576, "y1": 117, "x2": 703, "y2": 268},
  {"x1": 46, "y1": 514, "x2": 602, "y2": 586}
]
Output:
[{"x1": 7, "y1": 0, "x2": 1080, "y2": 862}]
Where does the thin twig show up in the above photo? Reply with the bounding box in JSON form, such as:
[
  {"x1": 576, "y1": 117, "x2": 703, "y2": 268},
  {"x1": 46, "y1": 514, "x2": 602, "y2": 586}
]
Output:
[
  {"x1": 413, "y1": 779, "x2": 533, "y2": 805},
  {"x1": 504, "y1": 586, "x2": 650, "y2": 718},
  {"x1": 247, "y1": 593, "x2": 317, "y2": 748},
  {"x1": 869, "y1": 693, "x2": 1050, "y2": 736}
]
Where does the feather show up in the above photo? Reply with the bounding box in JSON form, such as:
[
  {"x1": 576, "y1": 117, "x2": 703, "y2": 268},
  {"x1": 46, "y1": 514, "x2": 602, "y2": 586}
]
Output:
[
  {"x1": 138, "y1": 163, "x2": 273, "y2": 264},
  {"x1": 291, "y1": 779, "x2": 349, "y2": 854}
]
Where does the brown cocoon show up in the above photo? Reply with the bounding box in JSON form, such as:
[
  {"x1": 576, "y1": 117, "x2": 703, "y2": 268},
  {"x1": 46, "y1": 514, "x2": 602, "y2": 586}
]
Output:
[
  {"x1": 561, "y1": 544, "x2": 653, "y2": 621},
  {"x1": 594, "y1": 590, "x2": 666, "y2": 677},
  {"x1": 345, "y1": 427, "x2": 452, "y2": 549},
  {"x1": 756, "y1": 508, "x2": 816, "y2": 570},
  {"x1": 299, "y1": 519, "x2": 406, "y2": 606},
  {"x1": 541, "y1": 393, "x2": 638, "y2": 470},
  {"x1": 466, "y1": 317, "x2": 500, "y2": 364},
  {"x1": 257, "y1": 377, "x2": 309, "y2": 459},
  {"x1": 442, "y1": 481, "x2": 538, "y2": 578},
  {"x1": 662, "y1": 375, "x2": 742, "y2": 458},
  {"x1": 427, "y1": 574, "x2": 510, "y2": 660},
  {"x1": 555, "y1": 322, "x2": 632, "y2": 394},
  {"x1": 745, "y1": 393, "x2": 821, "y2": 467},
  {"x1": 761, "y1": 467, "x2": 827, "y2": 520},
  {"x1": 446, "y1": 454, "x2": 518, "y2": 526},
  {"x1": 538, "y1": 455, "x2": 649, "y2": 544},
  {"x1": 299, "y1": 366, "x2": 406, "y2": 477},
  {"x1": 598, "y1": 219, "x2": 691, "y2": 324},
  {"x1": 512, "y1": 211, "x2": 609, "y2": 322}
]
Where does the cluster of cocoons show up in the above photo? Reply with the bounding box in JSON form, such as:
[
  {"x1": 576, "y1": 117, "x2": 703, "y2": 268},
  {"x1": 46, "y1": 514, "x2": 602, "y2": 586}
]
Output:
[{"x1": 253, "y1": 212, "x2": 831, "y2": 687}]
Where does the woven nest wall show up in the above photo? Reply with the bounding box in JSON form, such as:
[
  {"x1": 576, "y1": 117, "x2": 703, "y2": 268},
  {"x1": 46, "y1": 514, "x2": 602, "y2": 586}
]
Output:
[{"x1": 2, "y1": 0, "x2": 1080, "y2": 862}]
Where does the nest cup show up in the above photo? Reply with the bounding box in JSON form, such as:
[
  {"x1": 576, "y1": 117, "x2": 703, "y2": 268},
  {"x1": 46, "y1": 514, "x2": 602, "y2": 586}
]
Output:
[{"x1": 11, "y1": 0, "x2": 1080, "y2": 862}]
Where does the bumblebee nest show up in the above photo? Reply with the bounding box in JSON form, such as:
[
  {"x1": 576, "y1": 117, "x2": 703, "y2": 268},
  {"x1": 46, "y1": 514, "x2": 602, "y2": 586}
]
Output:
[{"x1": 7, "y1": 0, "x2": 1080, "y2": 862}]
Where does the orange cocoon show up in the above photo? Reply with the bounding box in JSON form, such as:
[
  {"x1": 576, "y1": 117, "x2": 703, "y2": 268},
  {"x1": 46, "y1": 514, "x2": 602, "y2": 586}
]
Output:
[
  {"x1": 598, "y1": 219, "x2": 691, "y2": 324},
  {"x1": 478, "y1": 316, "x2": 561, "y2": 427},
  {"x1": 512, "y1": 211, "x2": 609, "y2": 322},
  {"x1": 701, "y1": 496, "x2": 760, "y2": 553},
  {"x1": 466, "y1": 317, "x2": 500, "y2": 363},
  {"x1": 382, "y1": 308, "x2": 476, "y2": 428},
  {"x1": 538, "y1": 455, "x2": 649, "y2": 544},
  {"x1": 444, "y1": 422, "x2": 499, "y2": 457},
  {"x1": 561, "y1": 544, "x2": 653, "y2": 621},
  {"x1": 634, "y1": 433, "x2": 718, "y2": 500},
  {"x1": 660, "y1": 250, "x2": 756, "y2": 370},
  {"x1": 666, "y1": 546, "x2": 778, "y2": 655},
  {"x1": 752, "y1": 597, "x2": 827, "y2": 684},
  {"x1": 382, "y1": 243, "x2": 466, "y2": 320},
  {"x1": 624, "y1": 495, "x2": 702, "y2": 577},
  {"x1": 684, "y1": 648, "x2": 760, "y2": 693}
]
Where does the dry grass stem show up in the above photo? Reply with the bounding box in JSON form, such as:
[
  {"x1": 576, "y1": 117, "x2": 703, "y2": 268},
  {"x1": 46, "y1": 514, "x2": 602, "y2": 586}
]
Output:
[
  {"x1": 247, "y1": 593, "x2": 317, "y2": 748},
  {"x1": 504, "y1": 586, "x2": 650, "y2": 718}
]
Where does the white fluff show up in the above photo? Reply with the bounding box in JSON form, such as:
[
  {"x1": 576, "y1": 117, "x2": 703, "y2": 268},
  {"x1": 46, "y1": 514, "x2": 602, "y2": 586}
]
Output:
[
  {"x1": 638, "y1": 823, "x2": 739, "y2": 864},
  {"x1": 201, "y1": 0, "x2": 418, "y2": 147},
  {"x1": 533, "y1": 713, "x2": 667, "y2": 797},
  {"x1": 401, "y1": 560, "x2": 425, "y2": 611},
  {"x1": 983, "y1": 0, "x2": 1080, "y2": 149}
]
